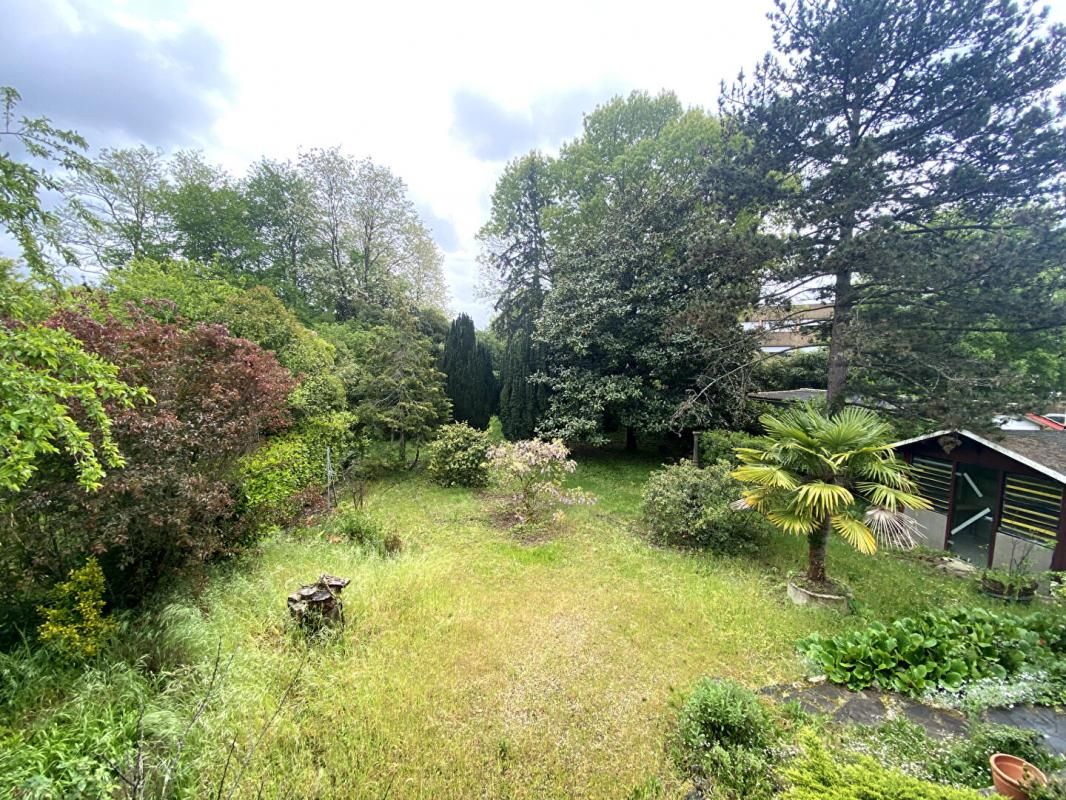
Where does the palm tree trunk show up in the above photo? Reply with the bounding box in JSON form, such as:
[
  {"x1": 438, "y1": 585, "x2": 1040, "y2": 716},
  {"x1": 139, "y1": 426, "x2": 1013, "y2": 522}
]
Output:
[{"x1": 806, "y1": 517, "x2": 831, "y2": 583}]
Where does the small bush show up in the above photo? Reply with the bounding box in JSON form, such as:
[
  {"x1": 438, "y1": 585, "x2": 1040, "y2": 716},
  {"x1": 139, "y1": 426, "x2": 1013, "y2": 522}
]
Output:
[
  {"x1": 699, "y1": 430, "x2": 758, "y2": 467},
  {"x1": 641, "y1": 461, "x2": 768, "y2": 551},
  {"x1": 781, "y1": 729, "x2": 983, "y2": 800},
  {"x1": 702, "y1": 743, "x2": 776, "y2": 800},
  {"x1": 426, "y1": 423, "x2": 492, "y2": 487},
  {"x1": 37, "y1": 559, "x2": 117, "y2": 661},
  {"x1": 675, "y1": 678, "x2": 772, "y2": 766},
  {"x1": 331, "y1": 509, "x2": 401, "y2": 556},
  {"x1": 487, "y1": 439, "x2": 593, "y2": 525}
]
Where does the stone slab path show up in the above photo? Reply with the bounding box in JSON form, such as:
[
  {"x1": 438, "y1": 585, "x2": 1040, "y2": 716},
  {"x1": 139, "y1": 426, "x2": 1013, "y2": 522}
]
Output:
[{"x1": 761, "y1": 681, "x2": 1066, "y2": 753}]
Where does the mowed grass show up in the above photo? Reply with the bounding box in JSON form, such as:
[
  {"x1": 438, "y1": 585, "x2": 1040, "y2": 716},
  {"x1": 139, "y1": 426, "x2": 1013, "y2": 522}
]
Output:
[{"x1": 165, "y1": 452, "x2": 994, "y2": 799}]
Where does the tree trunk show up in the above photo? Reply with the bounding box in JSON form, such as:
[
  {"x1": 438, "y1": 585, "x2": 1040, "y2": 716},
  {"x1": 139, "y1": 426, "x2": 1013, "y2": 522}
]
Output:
[
  {"x1": 692, "y1": 430, "x2": 700, "y2": 467},
  {"x1": 825, "y1": 268, "x2": 853, "y2": 413},
  {"x1": 806, "y1": 517, "x2": 831, "y2": 584},
  {"x1": 625, "y1": 426, "x2": 637, "y2": 452}
]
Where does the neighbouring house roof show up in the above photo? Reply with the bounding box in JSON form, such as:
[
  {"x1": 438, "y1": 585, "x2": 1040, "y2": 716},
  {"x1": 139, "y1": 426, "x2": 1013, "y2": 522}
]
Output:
[
  {"x1": 1025, "y1": 413, "x2": 1066, "y2": 431},
  {"x1": 750, "y1": 388, "x2": 828, "y2": 404},
  {"x1": 891, "y1": 429, "x2": 1066, "y2": 486}
]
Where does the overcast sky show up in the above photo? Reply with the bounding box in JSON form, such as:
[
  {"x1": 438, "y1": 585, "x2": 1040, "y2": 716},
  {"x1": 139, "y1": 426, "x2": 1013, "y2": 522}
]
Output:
[{"x1": 4, "y1": 0, "x2": 1064, "y2": 325}]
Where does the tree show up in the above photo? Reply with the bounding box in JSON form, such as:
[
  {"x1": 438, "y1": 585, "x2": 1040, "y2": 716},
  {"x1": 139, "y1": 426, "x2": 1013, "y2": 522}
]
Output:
[
  {"x1": 244, "y1": 157, "x2": 321, "y2": 307},
  {"x1": 0, "y1": 90, "x2": 148, "y2": 491},
  {"x1": 442, "y1": 313, "x2": 497, "y2": 429},
  {"x1": 719, "y1": 0, "x2": 1066, "y2": 422},
  {"x1": 298, "y1": 148, "x2": 447, "y2": 319},
  {"x1": 335, "y1": 321, "x2": 450, "y2": 462},
  {"x1": 1, "y1": 86, "x2": 91, "y2": 279},
  {"x1": 478, "y1": 153, "x2": 555, "y2": 440},
  {"x1": 535, "y1": 94, "x2": 760, "y2": 446},
  {"x1": 58, "y1": 145, "x2": 172, "y2": 269},
  {"x1": 164, "y1": 150, "x2": 261, "y2": 275},
  {"x1": 732, "y1": 405, "x2": 929, "y2": 586}
]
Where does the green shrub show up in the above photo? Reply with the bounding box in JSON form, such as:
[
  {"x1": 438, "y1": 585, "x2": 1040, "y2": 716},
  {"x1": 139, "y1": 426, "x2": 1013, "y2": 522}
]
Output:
[
  {"x1": 698, "y1": 429, "x2": 758, "y2": 467},
  {"x1": 800, "y1": 607, "x2": 1038, "y2": 696},
  {"x1": 331, "y1": 509, "x2": 402, "y2": 556},
  {"x1": 426, "y1": 423, "x2": 492, "y2": 487},
  {"x1": 239, "y1": 412, "x2": 362, "y2": 523},
  {"x1": 641, "y1": 461, "x2": 768, "y2": 551},
  {"x1": 36, "y1": 559, "x2": 117, "y2": 661},
  {"x1": 702, "y1": 743, "x2": 776, "y2": 800},
  {"x1": 781, "y1": 729, "x2": 983, "y2": 799},
  {"x1": 675, "y1": 678, "x2": 772, "y2": 767}
]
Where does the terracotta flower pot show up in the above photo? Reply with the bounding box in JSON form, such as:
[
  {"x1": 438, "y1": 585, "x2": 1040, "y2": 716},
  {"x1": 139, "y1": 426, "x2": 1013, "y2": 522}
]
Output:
[{"x1": 990, "y1": 753, "x2": 1047, "y2": 799}]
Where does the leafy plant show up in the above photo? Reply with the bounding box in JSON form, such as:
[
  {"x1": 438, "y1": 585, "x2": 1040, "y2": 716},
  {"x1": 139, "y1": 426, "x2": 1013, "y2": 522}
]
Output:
[
  {"x1": 674, "y1": 678, "x2": 772, "y2": 767},
  {"x1": 781, "y1": 729, "x2": 984, "y2": 799},
  {"x1": 732, "y1": 405, "x2": 930, "y2": 585},
  {"x1": 426, "y1": 422, "x2": 492, "y2": 488},
  {"x1": 1, "y1": 302, "x2": 294, "y2": 610},
  {"x1": 641, "y1": 460, "x2": 768, "y2": 552},
  {"x1": 800, "y1": 607, "x2": 1038, "y2": 696},
  {"x1": 37, "y1": 559, "x2": 117, "y2": 661},
  {"x1": 487, "y1": 438, "x2": 593, "y2": 525}
]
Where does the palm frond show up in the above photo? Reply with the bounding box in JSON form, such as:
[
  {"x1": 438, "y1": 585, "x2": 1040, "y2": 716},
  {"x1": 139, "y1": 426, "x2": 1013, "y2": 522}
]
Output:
[
  {"x1": 864, "y1": 506, "x2": 926, "y2": 551},
  {"x1": 766, "y1": 507, "x2": 818, "y2": 536},
  {"x1": 856, "y1": 482, "x2": 932, "y2": 512},
  {"x1": 730, "y1": 464, "x2": 799, "y2": 490},
  {"x1": 792, "y1": 481, "x2": 853, "y2": 518},
  {"x1": 829, "y1": 514, "x2": 877, "y2": 554}
]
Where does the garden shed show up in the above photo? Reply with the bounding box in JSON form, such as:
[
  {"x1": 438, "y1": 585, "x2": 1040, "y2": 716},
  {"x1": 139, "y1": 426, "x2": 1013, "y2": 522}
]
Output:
[{"x1": 892, "y1": 430, "x2": 1066, "y2": 572}]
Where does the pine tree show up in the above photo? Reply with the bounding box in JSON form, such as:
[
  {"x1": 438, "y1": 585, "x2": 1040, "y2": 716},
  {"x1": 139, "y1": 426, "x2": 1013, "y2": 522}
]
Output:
[{"x1": 442, "y1": 314, "x2": 497, "y2": 429}]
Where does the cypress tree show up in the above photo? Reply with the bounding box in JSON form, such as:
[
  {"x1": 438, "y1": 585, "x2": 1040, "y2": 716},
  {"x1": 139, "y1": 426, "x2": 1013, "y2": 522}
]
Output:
[
  {"x1": 498, "y1": 321, "x2": 548, "y2": 440},
  {"x1": 442, "y1": 314, "x2": 496, "y2": 429}
]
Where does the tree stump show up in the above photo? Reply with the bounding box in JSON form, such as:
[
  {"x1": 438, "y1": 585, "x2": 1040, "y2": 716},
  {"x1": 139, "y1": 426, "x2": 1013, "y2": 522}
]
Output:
[{"x1": 287, "y1": 574, "x2": 350, "y2": 629}]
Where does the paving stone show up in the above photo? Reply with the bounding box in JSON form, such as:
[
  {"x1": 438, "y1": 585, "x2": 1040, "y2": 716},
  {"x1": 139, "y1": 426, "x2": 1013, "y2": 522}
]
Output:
[
  {"x1": 898, "y1": 701, "x2": 969, "y2": 739},
  {"x1": 983, "y1": 705, "x2": 1066, "y2": 755}
]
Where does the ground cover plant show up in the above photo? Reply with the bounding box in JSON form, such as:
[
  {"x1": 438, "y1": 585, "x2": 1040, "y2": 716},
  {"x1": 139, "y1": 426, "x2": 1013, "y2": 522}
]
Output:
[{"x1": 800, "y1": 606, "x2": 1065, "y2": 703}]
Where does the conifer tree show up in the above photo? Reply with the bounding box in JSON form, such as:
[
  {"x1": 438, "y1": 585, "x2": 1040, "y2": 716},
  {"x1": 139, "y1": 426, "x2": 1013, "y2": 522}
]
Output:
[{"x1": 442, "y1": 314, "x2": 497, "y2": 429}]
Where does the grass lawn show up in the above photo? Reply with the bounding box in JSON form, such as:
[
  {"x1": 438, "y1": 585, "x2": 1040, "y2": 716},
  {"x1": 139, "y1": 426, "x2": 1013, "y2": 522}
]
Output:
[{"x1": 148, "y1": 451, "x2": 997, "y2": 799}]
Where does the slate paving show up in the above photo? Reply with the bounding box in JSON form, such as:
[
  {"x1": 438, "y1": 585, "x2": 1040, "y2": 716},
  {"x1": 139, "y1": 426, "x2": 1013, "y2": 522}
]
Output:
[{"x1": 759, "y1": 681, "x2": 1066, "y2": 747}]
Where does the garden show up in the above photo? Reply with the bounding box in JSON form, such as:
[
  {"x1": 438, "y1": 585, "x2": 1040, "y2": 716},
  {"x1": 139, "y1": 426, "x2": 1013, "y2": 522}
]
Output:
[
  {"x1": 3, "y1": 0, "x2": 1066, "y2": 796},
  {"x1": 4, "y1": 420, "x2": 1066, "y2": 799}
]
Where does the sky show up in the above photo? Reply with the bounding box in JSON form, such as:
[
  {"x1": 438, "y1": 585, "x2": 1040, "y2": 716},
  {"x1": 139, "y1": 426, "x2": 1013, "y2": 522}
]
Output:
[{"x1": 3, "y1": 0, "x2": 1064, "y2": 326}]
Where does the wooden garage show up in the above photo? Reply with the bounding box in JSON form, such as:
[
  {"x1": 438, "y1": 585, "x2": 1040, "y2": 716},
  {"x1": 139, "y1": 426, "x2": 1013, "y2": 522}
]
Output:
[{"x1": 892, "y1": 430, "x2": 1066, "y2": 572}]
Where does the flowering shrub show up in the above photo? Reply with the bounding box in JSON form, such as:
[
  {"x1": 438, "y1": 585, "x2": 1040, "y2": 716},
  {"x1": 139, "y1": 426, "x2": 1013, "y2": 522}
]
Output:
[
  {"x1": 426, "y1": 423, "x2": 492, "y2": 487},
  {"x1": 37, "y1": 559, "x2": 116, "y2": 661},
  {"x1": 487, "y1": 438, "x2": 593, "y2": 524}
]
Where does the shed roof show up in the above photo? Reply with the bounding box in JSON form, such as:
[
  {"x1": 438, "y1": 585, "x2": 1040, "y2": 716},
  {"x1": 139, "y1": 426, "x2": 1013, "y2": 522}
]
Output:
[
  {"x1": 750, "y1": 388, "x2": 827, "y2": 403},
  {"x1": 891, "y1": 429, "x2": 1066, "y2": 486}
]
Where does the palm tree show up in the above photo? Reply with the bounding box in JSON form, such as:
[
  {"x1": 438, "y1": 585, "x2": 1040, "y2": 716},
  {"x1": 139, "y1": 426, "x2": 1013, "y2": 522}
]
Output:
[{"x1": 731, "y1": 405, "x2": 930, "y2": 586}]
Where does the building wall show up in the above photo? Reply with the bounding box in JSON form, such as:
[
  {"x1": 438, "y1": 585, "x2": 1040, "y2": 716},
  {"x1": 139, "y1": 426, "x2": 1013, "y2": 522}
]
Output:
[
  {"x1": 992, "y1": 533, "x2": 1055, "y2": 572},
  {"x1": 911, "y1": 509, "x2": 948, "y2": 550}
]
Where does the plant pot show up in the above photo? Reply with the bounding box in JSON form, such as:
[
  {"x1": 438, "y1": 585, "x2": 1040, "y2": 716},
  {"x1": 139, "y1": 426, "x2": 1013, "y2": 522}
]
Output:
[
  {"x1": 981, "y1": 576, "x2": 1038, "y2": 604},
  {"x1": 787, "y1": 579, "x2": 850, "y2": 611},
  {"x1": 990, "y1": 753, "x2": 1047, "y2": 799}
]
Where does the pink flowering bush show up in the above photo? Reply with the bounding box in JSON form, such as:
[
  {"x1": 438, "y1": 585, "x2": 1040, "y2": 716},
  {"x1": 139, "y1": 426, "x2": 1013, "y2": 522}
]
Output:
[{"x1": 487, "y1": 438, "x2": 594, "y2": 525}]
